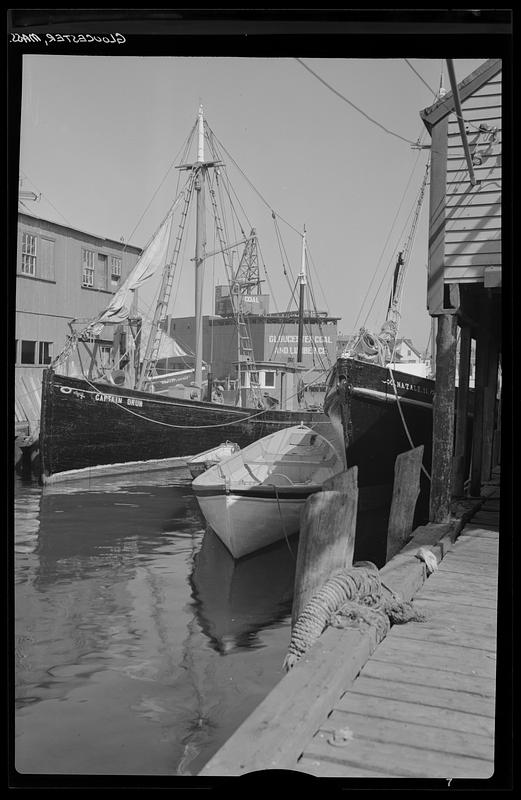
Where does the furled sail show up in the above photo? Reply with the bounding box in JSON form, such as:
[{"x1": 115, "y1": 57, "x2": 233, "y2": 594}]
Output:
[{"x1": 86, "y1": 214, "x2": 174, "y2": 335}]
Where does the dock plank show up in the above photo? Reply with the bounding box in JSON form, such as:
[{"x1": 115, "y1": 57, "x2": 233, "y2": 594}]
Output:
[
  {"x1": 418, "y1": 574, "x2": 497, "y2": 598},
  {"x1": 371, "y1": 637, "x2": 496, "y2": 679},
  {"x1": 345, "y1": 675, "x2": 496, "y2": 717},
  {"x1": 295, "y1": 757, "x2": 398, "y2": 778},
  {"x1": 417, "y1": 586, "x2": 497, "y2": 610},
  {"x1": 300, "y1": 730, "x2": 494, "y2": 779},
  {"x1": 361, "y1": 660, "x2": 496, "y2": 696},
  {"x1": 323, "y1": 707, "x2": 494, "y2": 760},
  {"x1": 388, "y1": 621, "x2": 496, "y2": 651},
  {"x1": 334, "y1": 689, "x2": 494, "y2": 737},
  {"x1": 412, "y1": 597, "x2": 497, "y2": 622}
]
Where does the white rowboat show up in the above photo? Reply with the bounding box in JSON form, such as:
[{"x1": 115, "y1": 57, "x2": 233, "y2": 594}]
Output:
[{"x1": 192, "y1": 424, "x2": 344, "y2": 558}]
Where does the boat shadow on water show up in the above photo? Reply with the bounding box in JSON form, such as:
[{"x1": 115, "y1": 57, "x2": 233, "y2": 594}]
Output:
[{"x1": 189, "y1": 529, "x2": 298, "y2": 655}]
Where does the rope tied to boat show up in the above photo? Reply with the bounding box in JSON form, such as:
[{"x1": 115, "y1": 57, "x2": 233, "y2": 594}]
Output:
[{"x1": 283, "y1": 562, "x2": 425, "y2": 672}]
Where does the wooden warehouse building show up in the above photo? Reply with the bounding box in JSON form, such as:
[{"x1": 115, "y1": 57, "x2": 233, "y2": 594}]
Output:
[{"x1": 421, "y1": 58, "x2": 503, "y2": 520}]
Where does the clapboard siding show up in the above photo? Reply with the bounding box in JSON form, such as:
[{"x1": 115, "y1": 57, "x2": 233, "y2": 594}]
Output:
[
  {"x1": 446, "y1": 228, "x2": 500, "y2": 243},
  {"x1": 446, "y1": 219, "x2": 500, "y2": 234},
  {"x1": 424, "y1": 61, "x2": 502, "y2": 311},
  {"x1": 445, "y1": 240, "x2": 501, "y2": 257}
]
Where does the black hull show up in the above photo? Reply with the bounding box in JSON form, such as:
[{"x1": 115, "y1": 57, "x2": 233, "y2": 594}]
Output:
[
  {"x1": 39, "y1": 369, "x2": 333, "y2": 481},
  {"x1": 326, "y1": 358, "x2": 434, "y2": 512},
  {"x1": 40, "y1": 361, "x2": 436, "y2": 497}
]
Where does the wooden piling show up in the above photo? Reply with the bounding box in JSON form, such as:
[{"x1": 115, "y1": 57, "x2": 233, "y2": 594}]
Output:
[
  {"x1": 452, "y1": 324, "x2": 472, "y2": 496},
  {"x1": 470, "y1": 313, "x2": 489, "y2": 497},
  {"x1": 430, "y1": 313, "x2": 458, "y2": 523},
  {"x1": 291, "y1": 467, "x2": 358, "y2": 626},
  {"x1": 481, "y1": 342, "x2": 499, "y2": 482},
  {"x1": 386, "y1": 446, "x2": 424, "y2": 562}
]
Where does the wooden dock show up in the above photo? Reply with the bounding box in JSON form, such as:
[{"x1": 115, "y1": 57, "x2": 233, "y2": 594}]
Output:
[{"x1": 200, "y1": 473, "x2": 501, "y2": 779}]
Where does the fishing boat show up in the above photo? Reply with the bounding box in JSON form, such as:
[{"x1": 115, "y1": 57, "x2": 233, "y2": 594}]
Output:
[
  {"x1": 187, "y1": 441, "x2": 240, "y2": 479},
  {"x1": 192, "y1": 424, "x2": 345, "y2": 559},
  {"x1": 39, "y1": 106, "x2": 339, "y2": 484},
  {"x1": 324, "y1": 164, "x2": 435, "y2": 515}
]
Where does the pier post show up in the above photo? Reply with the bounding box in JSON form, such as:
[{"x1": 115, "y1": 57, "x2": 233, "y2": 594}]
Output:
[
  {"x1": 481, "y1": 331, "x2": 499, "y2": 482},
  {"x1": 452, "y1": 324, "x2": 472, "y2": 496},
  {"x1": 386, "y1": 445, "x2": 424, "y2": 562},
  {"x1": 291, "y1": 467, "x2": 358, "y2": 626},
  {"x1": 429, "y1": 313, "x2": 458, "y2": 523},
  {"x1": 470, "y1": 309, "x2": 490, "y2": 496}
]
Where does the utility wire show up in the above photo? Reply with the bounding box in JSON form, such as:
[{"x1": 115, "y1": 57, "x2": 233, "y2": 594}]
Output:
[{"x1": 295, "y1": 58, "x2": 418, "y2": 147}]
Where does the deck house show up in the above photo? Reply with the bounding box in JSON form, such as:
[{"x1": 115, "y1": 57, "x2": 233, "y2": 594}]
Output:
[{"x1": 420, "y1": 59, "x2": 502, "y2": 520}]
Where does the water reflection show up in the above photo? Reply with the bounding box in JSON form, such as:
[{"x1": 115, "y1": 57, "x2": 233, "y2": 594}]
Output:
[
  {"x1": 191, "y1": 530, "x2": 297, "y2": 654},
  {"x1": 14, "y1": 471, "x2": 296, "y2": 776}
]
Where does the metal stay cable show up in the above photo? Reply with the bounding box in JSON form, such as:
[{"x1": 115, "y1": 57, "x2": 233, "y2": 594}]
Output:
[
  {"x1": 206, "y1": 127, "x2": 302, "y2": 236},
  {"x1": 387, "y1": 364, "x2": 432, "y2": 482}
]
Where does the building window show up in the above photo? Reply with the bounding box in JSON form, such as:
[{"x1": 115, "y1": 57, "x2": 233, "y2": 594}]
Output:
[
  {"x1": 39, "y1": 237, "x2": 55, "y2": 280},
  {"x1": 21, "y1": 232, "x2": 37, "y2": 275},
  {"x1": 21, "y1": 340, "x2": 36, "y2": 365},
  {"x1": 264, "y1": 371, "x2": 275, "y2": 388},
  {"x1": 111, "y1": 256, "x2": 122, "y2": 288},
  {"x1": 38, "y1": 341, "x2": 53, "y2": 365},
  {"x1": 82, "y1": 249, "x2": 95, "y2": 286},
  {"x1": 97, "y1": 253, "x2": 108, "y2": 290}
]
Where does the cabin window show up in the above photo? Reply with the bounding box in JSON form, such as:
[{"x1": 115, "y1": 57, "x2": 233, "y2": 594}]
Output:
[
  {"x1": 111, "y1": 256, "x2": 122, "y2": 288},
  {"x1": 21, "y1": 232, "x2": 37, "y2": 275},
  {"x1": 264, "y1": 371, "x2": 275, "y2": 388},
  {"x1": 82, "y1": 249, "x2": 95, "y2": 287},
  {"x1": 38, "y1": 341, "x2": 53, "y2": 365},
  {"x1": 20, "y1": 340, "x2": 36, "y2": 364},
  {"x1": 99, "y1": 345, "x2": 112, "y2": 367}
]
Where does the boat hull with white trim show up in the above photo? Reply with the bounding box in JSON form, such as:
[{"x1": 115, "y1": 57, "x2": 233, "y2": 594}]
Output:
[
  {"x1": 192, "y1": 424, "x2": 345, "y2": 558},
  {"x1": 39, "y1": 369, "x2": 335, "y2": 483}
]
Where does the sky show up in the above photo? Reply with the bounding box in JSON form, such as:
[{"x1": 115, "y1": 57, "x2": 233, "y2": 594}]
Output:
[{"x1": 17, "y1": 55, "x2": 486, "y2": 351}]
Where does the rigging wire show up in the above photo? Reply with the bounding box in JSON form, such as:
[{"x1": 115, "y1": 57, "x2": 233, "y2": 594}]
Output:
[
  {"x1": 404, "y1": 59, "x2": 438, "y2": 98},
  {"x1": 352, "y1": 142, "x2": 427, "y2": 332},
  {"x1": 255, "y1": 238, "x2": 280, "y2": 305},
  {"x1": 205, "y1": 126, "x2": 302, "y2": 236},
  {"x1": 295, "y1": 58, "x2": 419, "y2": 147},
  {"x1": 364, "y1": 162, "x2": 429, "y2": 330},
  {"x1": 305, "y1": 243, "x2": 330, "y2": 316},
  {"x1": 19, "y1": 171, "x2": 77, "y2": 229},
  {"x1": 124, "y1": 121, "x2": 198, "y2": 252}
]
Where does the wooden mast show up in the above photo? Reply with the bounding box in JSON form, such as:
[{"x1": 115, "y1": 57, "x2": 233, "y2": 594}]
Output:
[
  {"x1": 194, "y1": 104, "x2": 206, "y2": 397},
  {"x1": 297, "y1": 225, "x2": 307, "y2": 363}
]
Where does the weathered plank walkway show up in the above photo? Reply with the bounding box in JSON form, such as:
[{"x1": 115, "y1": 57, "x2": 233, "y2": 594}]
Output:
[{"x1": 200, "y1": 473, "x2": 500, "y2": 779}]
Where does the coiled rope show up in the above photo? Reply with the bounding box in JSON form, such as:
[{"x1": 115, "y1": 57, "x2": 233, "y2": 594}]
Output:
[{"x1": 283, "y1": 562, "x2": 425, "y2": 671}]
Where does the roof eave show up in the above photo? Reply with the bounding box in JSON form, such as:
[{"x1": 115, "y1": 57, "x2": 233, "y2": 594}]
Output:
[{"x1": 420, "y1": 58, "x2": 502, "y2": 134}]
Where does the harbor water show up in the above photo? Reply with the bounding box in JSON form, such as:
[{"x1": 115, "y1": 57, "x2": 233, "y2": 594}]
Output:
[{"x1": 14, "y1": 467, "x2": 389, "y2": 777}]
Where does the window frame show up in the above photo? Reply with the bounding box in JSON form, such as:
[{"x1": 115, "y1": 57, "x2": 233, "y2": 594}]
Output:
[
  {"x1": 21, "y1": 231, "x2": 37, "y2": 276},
  {"x1": 82, "y1": 248, "x2": 95, "y2": 287}
]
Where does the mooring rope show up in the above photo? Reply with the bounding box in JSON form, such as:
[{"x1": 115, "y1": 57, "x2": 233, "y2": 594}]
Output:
[{"x1": 283, "y1": 562, "x2": 425, "y2": 671}]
